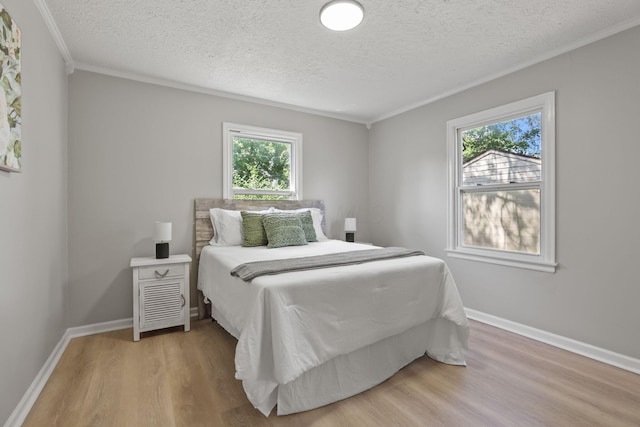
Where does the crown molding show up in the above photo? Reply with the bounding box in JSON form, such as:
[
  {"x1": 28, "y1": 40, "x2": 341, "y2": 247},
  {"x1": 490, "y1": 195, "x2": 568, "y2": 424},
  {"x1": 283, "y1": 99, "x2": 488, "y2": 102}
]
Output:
[
  {"x1": 32, "y1": 0, "x2": 640, "y2": 126},
  {"x1": 33, "y1": 0, "x2": 75, "y2": 74},
  {"x1": 371, "y1": 17, "x2": 640, "y2": 124},
  {"x1": 33, "y1": 0, "x2": 366, "y2": 125},
  {"x1": 73, "y1": 62, "x2": 368, "y2": 125}
]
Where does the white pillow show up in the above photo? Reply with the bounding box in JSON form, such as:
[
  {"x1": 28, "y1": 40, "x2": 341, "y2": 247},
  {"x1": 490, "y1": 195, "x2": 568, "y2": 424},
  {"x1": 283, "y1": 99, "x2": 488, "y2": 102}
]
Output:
[
  {"x1": 209, "y1": 207, "x2": 275, "y2": 246},
  {"x1": 209, "y1": 208, "x2": 242, "y2": 246},
  {"x1": 272, "y1": 207, "x2": 328, "y2": 241}
]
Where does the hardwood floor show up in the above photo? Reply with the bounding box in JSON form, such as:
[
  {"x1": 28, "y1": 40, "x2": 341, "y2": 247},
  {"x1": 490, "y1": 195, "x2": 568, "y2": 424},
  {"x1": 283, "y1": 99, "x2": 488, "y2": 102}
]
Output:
[{"x1": 23, "y1": 319, "x2": 640, "y2": 426}]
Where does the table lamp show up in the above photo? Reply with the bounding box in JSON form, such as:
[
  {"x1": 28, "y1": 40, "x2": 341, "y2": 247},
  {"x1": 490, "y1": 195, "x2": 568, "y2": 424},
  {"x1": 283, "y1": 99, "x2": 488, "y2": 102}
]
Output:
[
  {"x1": 344, "y1": 217, "x2": 356, "y2": 242},
  {"x1": 153, "y1": 221, "x2": 172, "y2": 259}
]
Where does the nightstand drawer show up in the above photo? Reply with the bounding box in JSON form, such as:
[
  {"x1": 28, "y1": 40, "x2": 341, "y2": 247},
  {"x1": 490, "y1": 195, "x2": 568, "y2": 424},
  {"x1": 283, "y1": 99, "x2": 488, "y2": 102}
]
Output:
[{"x1": 138, "y1": 264, "x2": 185, "y2": 280}]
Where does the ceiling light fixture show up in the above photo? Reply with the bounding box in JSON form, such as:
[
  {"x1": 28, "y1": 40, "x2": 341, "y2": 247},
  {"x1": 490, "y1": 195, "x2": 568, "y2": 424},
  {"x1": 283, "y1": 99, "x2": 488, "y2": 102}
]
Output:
[{"x1": 320, "y1": 0, "x2": 364, "y2": 31}]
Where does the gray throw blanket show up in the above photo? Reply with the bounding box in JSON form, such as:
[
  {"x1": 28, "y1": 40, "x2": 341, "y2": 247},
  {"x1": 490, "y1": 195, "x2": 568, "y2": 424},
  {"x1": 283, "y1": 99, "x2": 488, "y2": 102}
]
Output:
[{"x1": 230, "y1": 247, "x2": 425, "y2": 282}]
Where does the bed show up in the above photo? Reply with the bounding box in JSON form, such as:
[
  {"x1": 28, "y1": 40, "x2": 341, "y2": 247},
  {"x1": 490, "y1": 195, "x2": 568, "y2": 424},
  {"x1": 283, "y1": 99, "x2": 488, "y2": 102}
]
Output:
[{"x1": 194, "y1": 198, "x2": 469, "y2": 416}]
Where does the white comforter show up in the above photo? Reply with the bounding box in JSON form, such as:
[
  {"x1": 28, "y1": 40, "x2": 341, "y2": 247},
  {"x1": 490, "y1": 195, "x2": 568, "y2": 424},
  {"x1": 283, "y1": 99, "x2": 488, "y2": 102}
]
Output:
[{"x1": 198, "y1": 240, "x2": 468, "y2": 415}]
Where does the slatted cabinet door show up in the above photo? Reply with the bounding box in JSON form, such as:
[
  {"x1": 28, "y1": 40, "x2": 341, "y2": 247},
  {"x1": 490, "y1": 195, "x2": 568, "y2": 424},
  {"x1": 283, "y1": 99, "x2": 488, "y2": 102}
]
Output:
[{"x1": 139, "y1": 279, "x2": 185, "y2": 330}]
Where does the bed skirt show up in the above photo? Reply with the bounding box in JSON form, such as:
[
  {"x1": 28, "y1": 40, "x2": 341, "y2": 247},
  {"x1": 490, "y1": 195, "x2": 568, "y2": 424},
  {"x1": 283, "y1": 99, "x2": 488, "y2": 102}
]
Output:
[{"x1": 214, "y1": 307, "x2": 466, "y2": 416}]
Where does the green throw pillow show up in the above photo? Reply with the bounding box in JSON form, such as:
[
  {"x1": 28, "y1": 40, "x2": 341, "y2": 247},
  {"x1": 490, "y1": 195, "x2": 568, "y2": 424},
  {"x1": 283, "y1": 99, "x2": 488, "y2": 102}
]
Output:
[
  {"x1": 262, "y1": 214, "x2": 308, "y2": 249},
  {"x1": 296, "y1": 210, "x2": 317, "y2": 242},
  {"x1": 241, "y1": 211, "x2": 268, "y2": 247}
]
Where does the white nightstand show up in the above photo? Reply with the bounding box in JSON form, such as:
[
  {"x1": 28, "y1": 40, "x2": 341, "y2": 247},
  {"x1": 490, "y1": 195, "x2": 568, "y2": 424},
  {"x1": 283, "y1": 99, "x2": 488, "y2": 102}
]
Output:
[{"x1": 130, "y1": 254, "x2": 191, "y2": 341}]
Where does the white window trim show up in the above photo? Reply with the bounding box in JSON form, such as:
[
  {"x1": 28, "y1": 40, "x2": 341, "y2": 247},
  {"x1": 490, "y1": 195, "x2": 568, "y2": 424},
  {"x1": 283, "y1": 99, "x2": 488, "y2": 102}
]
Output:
[
  {"x1": 222, "y1": 122, "x2": 303, "y2": 200},
  {"x1": 446, "y1": 92, "x2": 556, "y2": 273}
]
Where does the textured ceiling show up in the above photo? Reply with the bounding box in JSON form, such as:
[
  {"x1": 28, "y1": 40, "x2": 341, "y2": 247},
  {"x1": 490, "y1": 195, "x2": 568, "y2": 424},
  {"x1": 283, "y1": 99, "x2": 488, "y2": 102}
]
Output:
[{"x1": 44, "y1": 0, "x2": 640, "y2": 123}]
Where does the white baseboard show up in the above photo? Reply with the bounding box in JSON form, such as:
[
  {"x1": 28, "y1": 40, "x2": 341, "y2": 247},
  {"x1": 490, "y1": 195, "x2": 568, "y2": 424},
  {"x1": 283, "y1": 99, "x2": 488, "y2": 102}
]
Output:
[
  {"x1": 9, "y1": 307, "x2": 637, "y2": 426},
  {"x1": 4, "y1": 306, "x2": 201, "y2": 427},
  {"x1": 66, "y1": 307, "x2": 199, "y2": 339},
  {"x1": 67, "y1": 317, "x2": 133, "y2": 339},
  {"x1": 4, "y1": 329, "x2": 72, "y2": 427},
  {"x1": 465, "y1": 308, "x2": 640, "y2": 375}
]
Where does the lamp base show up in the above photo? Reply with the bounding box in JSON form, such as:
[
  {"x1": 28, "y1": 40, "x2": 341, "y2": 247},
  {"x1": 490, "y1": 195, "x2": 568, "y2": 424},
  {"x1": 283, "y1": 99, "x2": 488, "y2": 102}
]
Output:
[
  {"x1": 346, "y1": 232, "x2": 355, "y2": 243},
  {"x1": 156, "y1": 242, "x2": 169, "y2": 259}
]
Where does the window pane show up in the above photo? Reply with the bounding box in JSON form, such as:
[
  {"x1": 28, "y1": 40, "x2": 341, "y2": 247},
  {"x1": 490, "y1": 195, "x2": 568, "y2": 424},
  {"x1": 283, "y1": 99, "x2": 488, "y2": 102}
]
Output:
[
  {"x1": 232, "y1": 137, "x2": 291, "y2": 192},
  {"x1": 462, "y1": 112, "x2": 541, "y2": 185},
  {"x1": 234, "y1": 194, "x2": 290, "y2": 201},
  {"x1": 462, "y1": 189, "x2": 540, "y2": 254}
]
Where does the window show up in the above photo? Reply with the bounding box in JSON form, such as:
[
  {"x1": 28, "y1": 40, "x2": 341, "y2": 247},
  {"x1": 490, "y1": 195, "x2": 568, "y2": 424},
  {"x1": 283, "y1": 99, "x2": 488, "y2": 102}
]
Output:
[
  {"x1": 446, "y1": 92, "x2": 556, "y2": 272},
  {"x1": 223, "y1": 122, "x2": 303, "y2": 200}
]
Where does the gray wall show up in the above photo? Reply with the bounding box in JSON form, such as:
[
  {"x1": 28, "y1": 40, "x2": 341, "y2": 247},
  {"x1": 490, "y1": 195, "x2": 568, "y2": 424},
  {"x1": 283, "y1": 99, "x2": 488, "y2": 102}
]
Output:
[
  {"x1": 67, "y1": 70, "x2": 370, "y2": 326},
  {"x1": 4, "y1": 9, "x2": 639, "y2": 423},
  {"x1": 0, "y1": 0, "x2": 68, "y2": 424},
  {"x1": 369, "y1": 25, "x2": 640, "y2": 358}
]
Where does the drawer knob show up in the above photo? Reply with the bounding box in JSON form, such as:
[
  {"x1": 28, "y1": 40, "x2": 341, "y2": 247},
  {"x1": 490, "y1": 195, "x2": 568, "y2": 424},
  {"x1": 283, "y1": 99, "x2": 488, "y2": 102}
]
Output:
[{"x1": 154, "y1": 269, "x2": 170, "y2": 278}]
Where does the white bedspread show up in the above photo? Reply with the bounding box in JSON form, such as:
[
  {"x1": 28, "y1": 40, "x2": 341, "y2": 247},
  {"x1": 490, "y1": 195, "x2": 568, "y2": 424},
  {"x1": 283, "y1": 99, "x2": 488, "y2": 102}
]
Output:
[{"x1": 198, "y1": 240, "x2": 469, "y2": 415}]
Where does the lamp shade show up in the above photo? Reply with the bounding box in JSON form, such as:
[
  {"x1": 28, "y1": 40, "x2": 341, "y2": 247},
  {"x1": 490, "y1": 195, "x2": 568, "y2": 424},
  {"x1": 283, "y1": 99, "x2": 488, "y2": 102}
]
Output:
[
  {"x1": 344, "y1": 217, "x2": 357, "y2": 232},
  {"x1": 153, "y1": 222, "x2": 172, "y2": 243}
]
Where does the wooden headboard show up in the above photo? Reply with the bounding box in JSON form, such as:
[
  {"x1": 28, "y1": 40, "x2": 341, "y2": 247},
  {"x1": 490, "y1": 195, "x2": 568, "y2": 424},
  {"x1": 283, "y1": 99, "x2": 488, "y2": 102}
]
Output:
[
  {"x1": 193, "y1": 198, "x2": 326, "y2": 317},
  {"x1": 194, "y1": 198, "x2": 326, "y2": 261}
]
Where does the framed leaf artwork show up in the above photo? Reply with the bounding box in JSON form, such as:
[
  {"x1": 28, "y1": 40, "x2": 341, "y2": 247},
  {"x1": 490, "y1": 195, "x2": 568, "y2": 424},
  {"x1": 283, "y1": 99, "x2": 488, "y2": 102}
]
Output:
[{"x1": 0, "y1": 2, "x2": 21, "y2": 173}]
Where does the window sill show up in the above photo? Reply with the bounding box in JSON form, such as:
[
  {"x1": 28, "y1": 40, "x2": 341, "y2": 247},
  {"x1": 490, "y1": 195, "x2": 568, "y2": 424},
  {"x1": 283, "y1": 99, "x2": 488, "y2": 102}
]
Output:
[{"x1": 445, "y1": 249, "x2": 557, "y2": 273}]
